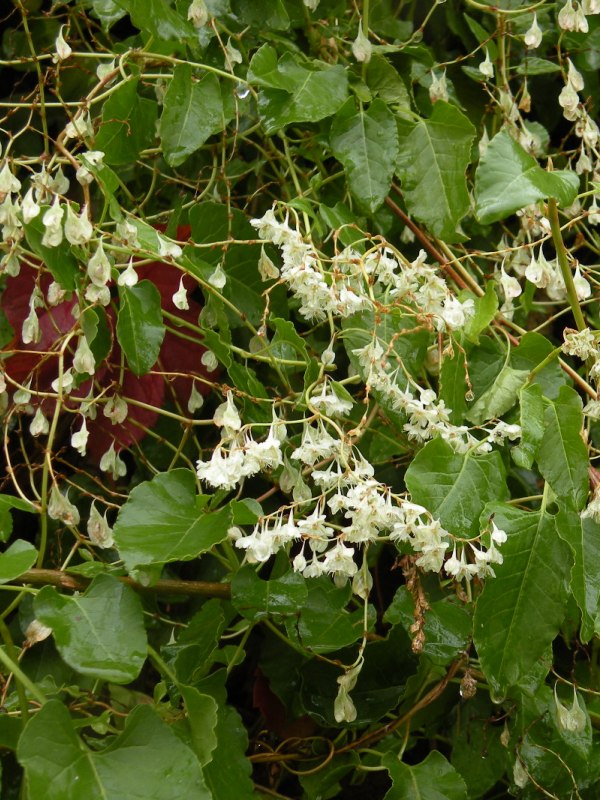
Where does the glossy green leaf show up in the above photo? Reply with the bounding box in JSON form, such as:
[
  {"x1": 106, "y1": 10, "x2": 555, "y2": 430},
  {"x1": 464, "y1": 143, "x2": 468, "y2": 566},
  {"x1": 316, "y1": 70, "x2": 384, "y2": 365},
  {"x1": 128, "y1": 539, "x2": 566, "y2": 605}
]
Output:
[
  {"x1": 538, "y1": 385, "x2": 588, "y2": 510},
  {"x1": 159, "y1": 65, "x2": 223, "y2": 167},
  {"x1": 405, "y1": 438, "x2": 507, "y2": 537},
  {"x1": 163, "y1": 599, "x2": 228, "y2": 685},
  {"x1": 475, "y1": 129, "x2": 579, "y2": 224},
  {"x1": 512, "y1": 382, "x2": 545, "y2": 469},
  {"x1": 384, "y1": 588, "x2": 471, "y2": 665},
  {"x1": 24, "y1": 214, "x2": 79, "y2": 290},
  {"x1": 466, "y1": 364, "x2": 528, "y2": 424},
  {"x1": 117, "y1": 280, "x2": 165, "y2": 376},
  {"x1": 330, "y1": 98, "x2": 399, "y2": 213},
  {"x1": 474, "y1": 505, "x2": 571, "y2": 697},
  {"x1": 17, "y1": 700, "x2": 209, "y2": 799},
  {"x1": 180, "y1": 685, "x2": 218, "y2": 766},
  {"x1": 556, "y1": 500, "x2": 600, "y2": 642},
  {"x1": 202, "y1": 705, "x2": 255, "y2": 799},
  {"x1": 95, "y1": 78, "x2": 157, "y2": 165},
  {"x1": 113, "y1": 469, "x2": 231, "y2": 571},
  {"x1": 286, "y1": 577, "x2": 365, "y2": 653},
  {"x1": 510, "y1": 331, "x2": 566, "y2": 399},
  {"x1": 34, "y1": 574, "x2": 146, "y2": 683},
  {"x1": 231, "y1": 566, "x2": 308, "y2": 621},
  {"x1": 0, "y1": 540, "x2": 37, "y2": 583},
  {"x1": 365, "y1": 54, "x2": 411, "y2": 106},
  {"x1": 248, "y1": 45, "x2": 348, "y2": 133},
  {"x1": 396, "y1": 101, "x2": 476, "y2": 241},
  {"x1": 90, "y1": 0, "x2": 127, "y2": 29},
  {"x1": 383, "y1": 750, "x2": 468, "y2": 800}
]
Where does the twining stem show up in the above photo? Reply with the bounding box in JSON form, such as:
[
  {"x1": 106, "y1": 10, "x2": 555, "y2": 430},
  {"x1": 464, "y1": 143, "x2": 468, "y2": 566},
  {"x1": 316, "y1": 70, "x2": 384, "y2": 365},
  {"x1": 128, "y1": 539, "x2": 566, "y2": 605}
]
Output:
[{"x1": 548, "y1": 198, "x2": 586, "y2": 332}]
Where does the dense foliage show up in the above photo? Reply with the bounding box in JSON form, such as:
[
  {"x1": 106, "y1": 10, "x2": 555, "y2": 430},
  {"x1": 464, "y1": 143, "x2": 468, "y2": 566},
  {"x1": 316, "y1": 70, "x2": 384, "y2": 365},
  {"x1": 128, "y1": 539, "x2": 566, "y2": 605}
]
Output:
[{"x1": 1, "y1": 0, "x2": 600, "y2": 797}]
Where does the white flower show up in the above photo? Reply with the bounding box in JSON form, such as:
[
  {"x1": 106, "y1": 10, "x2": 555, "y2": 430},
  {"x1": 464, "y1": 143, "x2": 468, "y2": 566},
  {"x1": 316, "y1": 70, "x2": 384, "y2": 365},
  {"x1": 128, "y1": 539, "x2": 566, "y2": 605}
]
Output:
[
  {"x1": 429, "y1": 69, "x2": 448, "y2": 103},
  {"x1": 478, "y1": 49, "x2": 494, "y2": 79},
  {"x1": 201, "y1": 349, "x2": 218, "y2": 372},
  {"x1": 188, "y1": 0, "x2": 209, "y2": 27},
  {"x1": 583, "y1": 0, "x2": 600, "y2": 11},
  {"x1": 525, "y1": 246, "x2": 552, "y2": 288},
  {"x1": 582, "y1": 485, "x2": 600, "y2": 522},
  {"x1": 445, "y1": 546, "x2": 478, "y2": 581},
  {"x1": 573, "y1": 265, "x2": 591, "y2": 300},
  {"x1": 64, "y1": 204, "x2": 93, "y2": 245},
  {"x1": 103, "y1": 395, "x2": 128, "y2": 424},
  {"x1": 491, "y1": 521, "x2": 508, "y2": 544},
  {"x1": 352, "y1": 28, "x2": 372, "y2": 63},
  {"x1": 208, "y1": 263, "x2": 227, "y2": 289},
  {"x1": 0, "y1": 162, "x2": 21, "y2": 195},
  {"x1": 172, "y1": 277, "x2": 189, "y2": 310},
  {"x1": 100, "y1": 441, "x2": 127, "y2": 479},
  {"x1": 291, "y1": 422, "x2": 341, "y2": 465},
  {"x1": 258, "y1": 246, "x2": 279, "y2": 281},
  {"x1": 41, "y1": 196, "x2": 64, "y2": 248},
  {"x1": 71, "y1": 418, "x2": 89, "y2": 455},
  {"x1": 213, "y1": 391, "x2": 242, "y2": 431},
  {"x1": 499, "y1": 264, "x2": 522, "y2": 300},
  {"x1": 562, "y1": 327, "x2": 597, "y2": 360},
  {"x1": 588, "y1": 198, "x2": 600, "y2": 226},
  {"x1": 524, "y1": 13, "x2": 543, "y2": 48},
  {"x1": 555, "y1": 686, "x2": 586, "y2": 733},
  {"x1": 25, "y1": 619, "x2": 53, "y2": 646},
  {"x1": 566, "y1": 59, "x2": 585, "y2": 92},
  {"x1": 73, "y1": 335, "x2": 95, "y2": 375},
  {"x1": 85, "y1": 283, "x2": 111, "y2": 306},
  {"x1": 64, "y1": 111, "x2": 94, "y2": 141},
  {"x1": 21, "y1": 188, "x2": 40, "y2": 223},
  {"x1": 196, "y1": 444, "x2": 245, "y2": 490},
  {"x1": 303, "y1": 0, "x2": 320, "y2": 9},
  {"x1": 558, "y1": 0, "x2": 589, "y2": 32},
  {"x1": 117, "y1": 258, "x2": 138, "y2": 287},
  {"x1": 188, "y1": 381, "x2": 204, "y2": 413},
  {"x1": 21, "y1": 308, "x2": 40, "y2": 344},
  {"x1": 87, "y1": 240, "x2": 112, "y2": 286},
  {"x1": 87, "y1": 502, "x2": 114, "y2": 548},
  {"x1": 310, "y1": 381, "x2": 353, "y2": 417},
  {"x1": 48, "y1": 485, "x2": 80, "y2": 526},
  {"x1": 30, "y1": 407, "x2": 49, "y2": 437},
  {"x1": 53, "y1": 26, "x2": 72, "y2": 62}
]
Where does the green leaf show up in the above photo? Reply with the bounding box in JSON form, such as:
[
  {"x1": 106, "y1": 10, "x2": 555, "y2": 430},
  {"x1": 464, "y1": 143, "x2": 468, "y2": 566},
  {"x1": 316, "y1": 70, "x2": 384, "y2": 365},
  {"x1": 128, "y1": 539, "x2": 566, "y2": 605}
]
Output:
[
  {"x1": 440, "y1": 349, "x2": 468, "y2": 424},
  {"x1": 248, "y1": 45, "x2": 348, "y2": 133},
  {"x1": 395, "y1": 101, "x2": 476, "y2": 241},
  {"x1": 34, "y1": 574, "x2": 147, "y2": 683},
  {"x1": 383, "y1": 750, "x2": 468, "y2": 800},
  {"x1": 164, "y1": 600, "x2": 228, "y2": 685},
  {"x1": 0, "y1": 495, "x2": 36, "y2": 543},
  {"x1": 511, "y1": 331, "x2": 566, "y2": 400},
  {"x1": 0, "y1": 540, "x2": 37, "y2": 583},
  {"x1": 113, "y1": 469, "x2": 231, "y2": 571},
  {"x1": 365, "y1": 54, "x2": 410, "y2": 106},
  {"x1": 117, "y1": 280, "x2": 165, "y2": 376},
  {"x1": 473, "y1": 505, "x2": 571, "y2": 698},
  {"x1": 112, "y1": 0, "x2": 192, "y2": 42},
  {"x1": 201, "y1": 699, "x2": 255, "y2": 800},
  {"x1": 384, "y1": 588, "x2": 471, "y2": 665},
  {"x1": 462, "y1": 281, "x2": 498, "y2": 344},
  {"x1": 466, "y1": 364, "x2": 528, "y2": 424},
  {"x1": 512, "y1": 382, "x2": 545, "y2": 469},
  {"x1": 231, "y1": 566, "x2": 308, "y2": 621},
  {"x1": 556, "y1": 500, "x2": 600, "y2": 642},
  {"x1": 180, "y1": 685, "x2": 218, "y2": 766},
  {"x1": 286, "y1": 577, "x2": 365, "y2": 653},
  {"x1": 159, "y1": 65, "x2": 223, "y2": 167},
  {"x1": 24, "y1": 214, "x2": 79, "y2": 290},
  {"x1": 405, "y1": 438, "x2": 507, "y2": 537},
  {"x1": 538, "y1": 385, "x2": 588, "y2": 510},
  {"x1": 89, "y1": 0, "x2": 127, "y2": 29},
  {"x1": 95, "y1": 78, "x2": 157, "y2": 165},
  {"x1": 475, "y1": 129, "x2": 580, "y2": 224},
  {"x1": 330, "y1": 98, "x2": 399, "y2": 214},
  {"x1": 17, "y1": 701, "x2": 209, "y2": 799},
  {"x1": 188, "y1": 202, "x2": 267, "y2": 326},
  {"x1": 451, "y1": 694, "x2": 507, "y2": 798}
]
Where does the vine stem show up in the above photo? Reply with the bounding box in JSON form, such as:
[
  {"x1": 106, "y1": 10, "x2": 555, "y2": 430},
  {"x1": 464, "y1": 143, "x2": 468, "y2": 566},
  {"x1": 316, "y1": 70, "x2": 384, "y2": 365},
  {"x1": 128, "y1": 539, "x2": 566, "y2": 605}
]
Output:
[{"x1": 548, "y1": 198, "x2": 586, "y2": 332}]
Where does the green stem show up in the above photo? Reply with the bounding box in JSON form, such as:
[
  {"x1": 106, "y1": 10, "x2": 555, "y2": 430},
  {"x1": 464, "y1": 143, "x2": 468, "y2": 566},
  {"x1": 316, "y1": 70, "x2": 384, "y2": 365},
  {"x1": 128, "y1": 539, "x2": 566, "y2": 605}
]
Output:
[
  {"x1": 0, "y1": 618, "x2": 47, "y2": 711},
  {"x1": 548, "y1": 198, "x2": 586, "y2": 332}
]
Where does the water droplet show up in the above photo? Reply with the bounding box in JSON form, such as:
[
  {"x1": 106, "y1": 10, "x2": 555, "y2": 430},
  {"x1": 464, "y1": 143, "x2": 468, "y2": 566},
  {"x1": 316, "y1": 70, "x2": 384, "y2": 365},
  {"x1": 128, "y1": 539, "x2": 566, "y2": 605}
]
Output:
[{"x1": 235, "y1": 84, "x2": 250, "y2": 100}]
